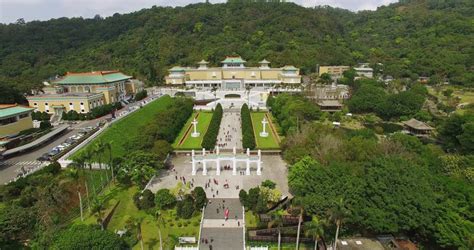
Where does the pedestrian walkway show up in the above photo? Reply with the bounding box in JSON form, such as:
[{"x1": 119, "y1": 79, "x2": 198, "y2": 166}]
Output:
[
  {"x1": 216, "y1": 111, "x2": 242, "y2": 150},
  {"x1": 200, "y1": 198, "x2": 245, "y2": 250}
]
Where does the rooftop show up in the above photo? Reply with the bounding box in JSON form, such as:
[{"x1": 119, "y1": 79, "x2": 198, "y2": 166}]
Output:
[
  {"x1": 403, "y1": 118, "x2": 434, "y2": 130},
  {"x1": 27, "y1": 92, "x2": 103, "y2": 99},
  {"x1": 221, "y1": 56, "x2": 246, "y2": 64},
  {"x1": 318, "y1": 100, "x2": 343, "y2": 107},
  {"x1": 282, "y1": 65, "x2": 298, "y2": 70},
  {"x1": 0, "y1": 104, "x2": 34, "y2": 118},
  {"x1": 259, "y1": 59, "x2": 270, "y2": 64},
  {"x1": 54, "y1": 70, "x2": 131, "y2": 85}
]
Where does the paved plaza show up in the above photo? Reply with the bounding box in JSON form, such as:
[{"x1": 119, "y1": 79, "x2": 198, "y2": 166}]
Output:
[
  {"x1": 148, "y1": 154, "x2": 289, "y2": 198},
  {"x1": 216, "y1": 111, "x2": 242, "y2": 150}
]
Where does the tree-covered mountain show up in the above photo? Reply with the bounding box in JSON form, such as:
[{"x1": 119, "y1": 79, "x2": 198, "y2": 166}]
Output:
[{"x1": 0, "y1": 0, "x2": 473, "y2": 94}]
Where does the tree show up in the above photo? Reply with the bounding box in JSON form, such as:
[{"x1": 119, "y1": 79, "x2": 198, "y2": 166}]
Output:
[
  {"x1": 91, "y1": 198, "x2": 105, "y2": 229},
  {"x1": 154, "y1": 188, "x2": 176, "y2": 210},
  {"x1": 269, "y1": 209, "x2": 285, "y2": 250},
  {"x1": 133, "y1": 189, "x2": 155, "y2": 210},
  {"x1": 329, "y1": 198, "x2": 349, "y2": 250},
  {"x1": 192, "y1": 187, "x2": 207, "y2": 210},
  {"x1": 318, "y1": 73, "x2": 332, "y2": 85},
  {"x1": 176, "y1": 195, "x2": 194, "y2": 219},
  {"x1": 152, "y1": 140, "x2": 172, "y2": 161},
  {"x1": 305, "y1": 216, "x2": 325, "y2": 250},
  {"x1": 154, "y1": 209, "x2": 164, "y2": 250},
  {"x1": 51, "y1": 225, "x2": 128, "y2": 249}
]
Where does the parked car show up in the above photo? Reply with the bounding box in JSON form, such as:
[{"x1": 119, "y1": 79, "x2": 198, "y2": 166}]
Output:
[{"x1": 37, "y1": 153, "x2": 50, "y2": 161}]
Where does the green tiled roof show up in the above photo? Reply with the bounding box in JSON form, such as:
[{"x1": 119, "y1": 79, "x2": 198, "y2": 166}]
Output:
[
  {"x1": 169, "y1": 66, "x2": 185, "y2": 72},
  {"x1": 0, "y1": 106, "x2": 34, "y2": 118},
  {"x1": 221, "y1": 57, "x2": 246, "y2": 64},
  {"x1": 282, "y1": 65, "x2": 298, "y2": 70},
  {"x1": 54, "y1": 72, "x2": 131, "y2": 85}
]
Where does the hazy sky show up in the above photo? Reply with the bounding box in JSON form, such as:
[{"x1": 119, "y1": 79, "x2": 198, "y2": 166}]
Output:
[{"x1": 0, "y1": 0, "x2": 397, "y2": 24}]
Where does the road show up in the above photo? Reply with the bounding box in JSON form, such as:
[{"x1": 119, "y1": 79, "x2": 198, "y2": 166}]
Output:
[{"x1": 0, "y1": 94, "x2": 160, "y2": 184}]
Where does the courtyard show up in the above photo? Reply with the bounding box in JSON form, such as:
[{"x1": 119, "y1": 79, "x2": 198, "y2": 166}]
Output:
[{"x1": 148, "y1": 154, "x2": 290, "y2": 199}]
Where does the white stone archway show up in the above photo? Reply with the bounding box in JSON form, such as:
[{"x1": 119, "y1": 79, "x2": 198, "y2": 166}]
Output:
[{"x1": 191, "y1": 146, "x2": 261, "y2": 176}]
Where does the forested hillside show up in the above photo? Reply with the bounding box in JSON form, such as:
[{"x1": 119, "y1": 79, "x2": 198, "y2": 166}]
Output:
[{"x1": 0, "y1": 0, "x2": 473, "y2": 95}]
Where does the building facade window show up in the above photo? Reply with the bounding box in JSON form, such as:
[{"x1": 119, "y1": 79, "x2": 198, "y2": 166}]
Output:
[{"x1": 0, "y1": 117, "x2": 17, "y2": 125}]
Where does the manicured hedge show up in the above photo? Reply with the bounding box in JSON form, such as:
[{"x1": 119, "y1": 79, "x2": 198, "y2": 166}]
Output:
[
  {"x1": 241, "y1": 104, "x2": 256, "y2": 149},
  {"x1": 201, "y1": 103, "x2": 223, "y2": 149}
]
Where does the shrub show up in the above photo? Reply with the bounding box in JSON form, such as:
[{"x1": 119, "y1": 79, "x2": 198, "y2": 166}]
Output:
[
  {"x1": 31, "y1": 111, "x2": 50, "y2": 121},
  {"x1": 134, "y1": 90, "x2": 148, "y2": 101},
  {"x1": 154, "y1": 189, "x2": 176, "y2": 210},
  {"x1": 202, "y1": 104, "x2": 223, "y2": 149},
  {"x1": 261, "y1": 180, "x2": 276, "y2": 189},
  {"x1": 39, "y1": 121, "x2": 52, "y2": 129},
  {"x1": 241, "y1": 104, "x2": 256, "y2": 149},
  {"x1": 177, "y1": 222, "x2": 182, "y2": 227}
]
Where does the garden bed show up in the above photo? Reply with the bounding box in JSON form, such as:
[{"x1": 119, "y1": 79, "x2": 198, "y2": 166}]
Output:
[
  {"x1": 173, "y1": 111, "x2": 213, "y2": 150},
  {"x1": 251, "y1": 112, "x2": 280, "y2": 149}
]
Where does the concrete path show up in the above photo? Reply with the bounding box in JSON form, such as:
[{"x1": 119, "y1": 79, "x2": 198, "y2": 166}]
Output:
[{"x1": 200, "y1": 198, "x2": 244, "y2": 250}]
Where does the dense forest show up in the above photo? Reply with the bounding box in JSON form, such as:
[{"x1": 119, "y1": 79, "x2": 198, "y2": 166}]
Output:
[{"x1": 0, "y1": 0, "x2": 473, "y2": 96}]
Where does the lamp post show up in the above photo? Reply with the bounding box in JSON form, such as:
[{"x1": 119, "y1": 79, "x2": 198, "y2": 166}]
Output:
[{"x1": 246, "y1": 85, "x2": 252, "y2": 108}]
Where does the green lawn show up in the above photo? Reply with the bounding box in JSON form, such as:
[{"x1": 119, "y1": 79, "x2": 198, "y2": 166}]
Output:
[
  {"x1": 173, "y1": 111, "x2": 213, "y2": 149},
  {"x1": 75, "y1": 185, "x2": 201, "y2": 250},
  {"x1": 72, "y1": 95, "x2": 173, "y2": 160},
  {"x1": 251, "y1": 112, "x2": 280, "y2": 149}
]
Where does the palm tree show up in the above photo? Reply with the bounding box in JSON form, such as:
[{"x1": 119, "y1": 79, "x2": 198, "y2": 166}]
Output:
[
  {"x1": 94, "y1": 140, "x2": 109, "y2": 184},
  {"x1": 329, "y1": 198, "x2": 349, "y2": 250},
  {"x1": 104, "y1": 141, "x2": 115, "y2": 182},
  {"x1": 305, "y1": 216, "x2": 325, "y2": 250},
  {"x1": 154, "y1": 209, "x2": 164, "y2": 250},
  {"x1": 91, "y1": 198, "x2": 104, "y2": 230},
  {"x1": 82, "y1": 150, "x2": 97, "y2": 196},
  {"x1": 72, "y1": 154, "x2": 91, "y2": 212},
  {"x1": 269, "y1": 209, "x2": 285, "y2": 250}
]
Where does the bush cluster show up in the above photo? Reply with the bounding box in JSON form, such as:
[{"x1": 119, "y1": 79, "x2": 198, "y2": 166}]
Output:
[
  {"x1": 201, "y1": 104, "x2": 223, "y2": 149},
  {"x1": 62, "y1": 102, "x2": 122, "y2": 121},
  {"x1": 241, "y1": 104, "x2": 256, "y2": 149},
  {"x1": 135, "y1": 97, "x2": 193, "y2": 149},
  {"x1": 31, "y1": 111, "x2": 50, "y2": 121},
  {"x1": 134, "y1": 90, "x2": 147, "y2": 101},
  {"x1": 267, "y1": 94, "x2": 321, "y2": 135},
  {"x1": 348, "y1": 80, "x2": 427, "y2": 120}
]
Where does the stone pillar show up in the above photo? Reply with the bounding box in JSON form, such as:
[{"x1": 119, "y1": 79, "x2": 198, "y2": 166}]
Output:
[
  {"x1": 216, "y1": 146, "x2": 220, "y2": 155},
  {"x1": 192, "y1": 150, "x2": 196, "y2": 175},
  {"x1": 203, "y1": 160, "x2": 207, "y2": 176},
  {"x1": 246, "y1": 159, "x2": 250, "y2": 175},
  {"x1": 257, "y1": 149, "x2": 262, "y2": 175},
  {"x1": 202, "y1": 148, "x2": 206, "y2": 156},
  {"x1": 246, "y1": 148, "x2": 250, "y2": 156},
  {"x1": 216, "y1": 159, "x2": 221, "y2": 176},
  {"x1": 232, "y1": 157, "x2": 237, "y2": 176}
]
